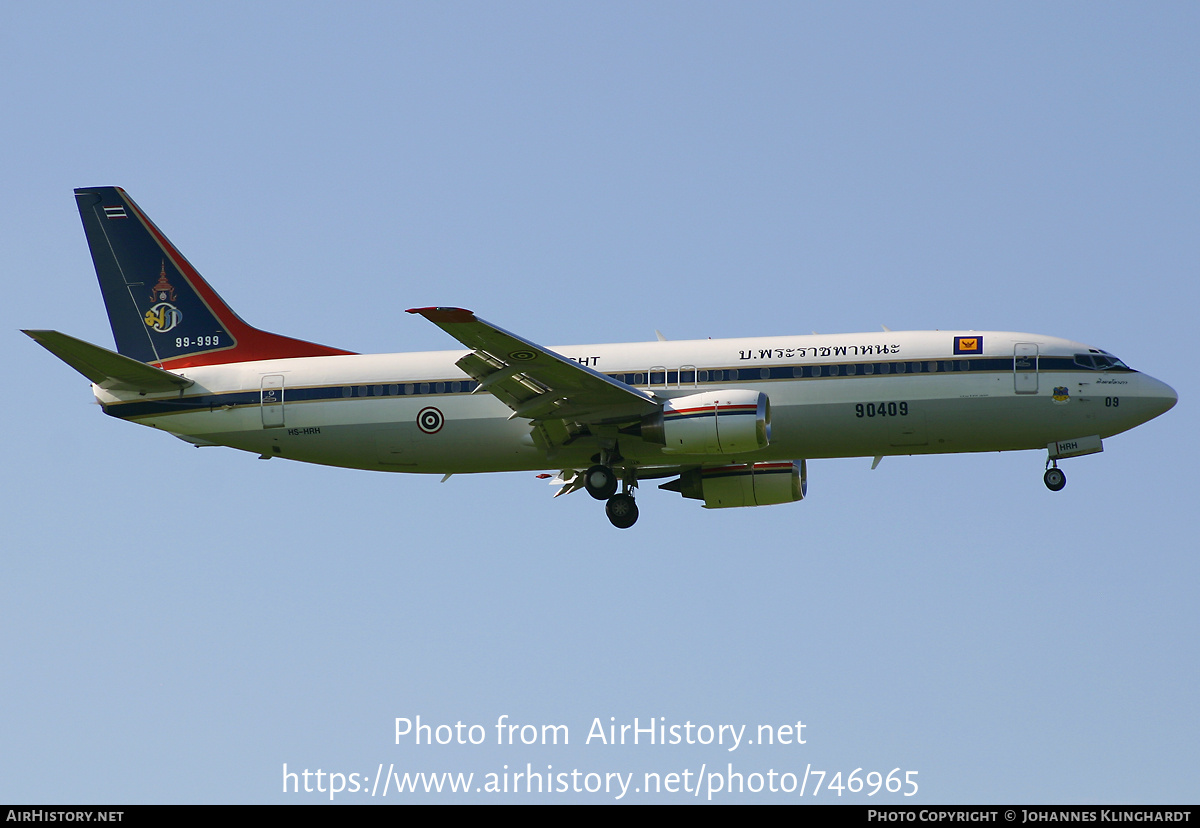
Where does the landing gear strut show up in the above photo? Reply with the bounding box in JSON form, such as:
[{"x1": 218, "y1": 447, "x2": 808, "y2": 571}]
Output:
[
  {"x1": 1043, "y1": 462, "x2": 1066, "y2": 492},
  {"x1": 585, "y1": 449, "x2": 639, "y2": 527}
]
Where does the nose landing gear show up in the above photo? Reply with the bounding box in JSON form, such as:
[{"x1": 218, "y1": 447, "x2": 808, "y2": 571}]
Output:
[{"x1": 1043, "y1": 461, "x2": 1066, "y2": 492}]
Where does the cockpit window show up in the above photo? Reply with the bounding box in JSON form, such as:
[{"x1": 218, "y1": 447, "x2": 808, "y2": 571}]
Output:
[{"x1": 1074, "y1": 352, "x2": 1130, "y2": 370}]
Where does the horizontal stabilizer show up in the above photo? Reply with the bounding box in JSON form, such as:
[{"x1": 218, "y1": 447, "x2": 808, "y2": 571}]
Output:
[{"x1": 23, "y1": 330, "x2": 194, "y2": 393}]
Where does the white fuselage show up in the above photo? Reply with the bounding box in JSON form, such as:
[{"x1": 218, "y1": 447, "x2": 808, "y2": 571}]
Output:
[{"x1": 93, "y1": 330, "x2": 1177, "y2": 474}]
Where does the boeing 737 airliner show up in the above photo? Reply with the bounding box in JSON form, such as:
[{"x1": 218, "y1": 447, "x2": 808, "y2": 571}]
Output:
[{"x1": 26, "y1": 187, "x2": 1177, "y2": 527}]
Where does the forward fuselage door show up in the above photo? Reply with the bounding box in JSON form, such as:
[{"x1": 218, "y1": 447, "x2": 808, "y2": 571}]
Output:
[
  {"x1": 1014, "y1": 343, "x2": 1038, "y2": 394},
  {"x1": 261, "y1": 374, "x2": 285, "y2": 428}
]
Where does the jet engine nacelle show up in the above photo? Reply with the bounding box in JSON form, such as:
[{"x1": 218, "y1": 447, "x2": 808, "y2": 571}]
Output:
[
  {"x1": 640, "y1": 389, "x2": 771, "y2": 454},
  {"x1": 661, "y1": 460, "x2": 808, "y2": 509}
]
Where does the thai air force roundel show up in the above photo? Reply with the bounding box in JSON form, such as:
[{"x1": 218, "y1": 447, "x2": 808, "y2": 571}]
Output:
[{"x1": 417, "y1": 407, "x2": 444, "y2": 434}]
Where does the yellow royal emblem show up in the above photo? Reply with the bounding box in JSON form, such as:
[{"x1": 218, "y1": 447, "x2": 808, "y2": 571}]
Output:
[{"x1": 145, "y1": 302, "x2": 182, "y2": 332}]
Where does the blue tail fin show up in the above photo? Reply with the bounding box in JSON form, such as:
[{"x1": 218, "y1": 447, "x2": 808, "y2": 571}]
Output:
[{"x1": 74, "y1": 187, "x2": 354, "y2": 368}]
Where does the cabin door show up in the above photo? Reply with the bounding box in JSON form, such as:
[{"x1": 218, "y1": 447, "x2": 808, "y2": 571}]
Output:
[
  {"x1": 1014, "y1": 344, "x2": 1039, "y2": 394},
  {"x1": 261, "y1": 374, "x2": 285, "y2": 428}
]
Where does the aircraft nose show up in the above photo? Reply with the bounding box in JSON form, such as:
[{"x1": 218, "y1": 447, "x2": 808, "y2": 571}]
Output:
[{"x1": 1144, "y1": 374, "x2": 1178, "y2": 418}]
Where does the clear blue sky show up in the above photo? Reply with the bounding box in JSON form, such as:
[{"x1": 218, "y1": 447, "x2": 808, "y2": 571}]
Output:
[{"x1": 2, "y1": 2, "x2": 1196, "y2": 803}]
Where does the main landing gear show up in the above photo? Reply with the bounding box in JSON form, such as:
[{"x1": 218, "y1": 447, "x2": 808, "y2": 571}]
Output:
[
  {"x1": 605, "y1": 492, "x2": 639, "y2": 529},
  {"x1": 585, "y1": 456, "x2": 639, "y2": 528},
  {"x1": 1043, "y1": 461, "x2": 1066, "y2": 492},
  {"x1": 584, "y1": 464, "x2": 618, "y2": 500}
]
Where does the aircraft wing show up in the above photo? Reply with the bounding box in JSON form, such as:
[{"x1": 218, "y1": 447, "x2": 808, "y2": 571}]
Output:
[
  {"x1": 24, "y1": 329, "x2": 194, "y2": 393},
  {"x1": 406, "y1": 307, "x2": 659, "y2": 423}
]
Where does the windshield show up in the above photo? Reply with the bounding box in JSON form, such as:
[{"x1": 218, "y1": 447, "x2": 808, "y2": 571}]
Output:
[{"x1": 1074, "y1": 350, "x2": 1131, "y2": 370}]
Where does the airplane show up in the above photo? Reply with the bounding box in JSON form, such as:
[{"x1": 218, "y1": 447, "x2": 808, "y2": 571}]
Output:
[{"x1": 25, "y1": 187, "x2": 1178, "y2": 528}]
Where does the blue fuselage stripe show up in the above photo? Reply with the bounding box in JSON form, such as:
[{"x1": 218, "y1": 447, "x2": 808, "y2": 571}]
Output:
[{"x1": 101, "y1": 358, "x2": 1136, "y2": 420}]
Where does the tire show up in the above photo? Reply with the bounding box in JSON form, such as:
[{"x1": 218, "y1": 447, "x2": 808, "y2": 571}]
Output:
[
  {"x1": 605, "y1": 493, "x2": 639, "y2": 529},
  {"x1": 584, "y1": 464, "x2": 618, "y2": 500},
  {"x1": 1044, "y1": 468, "x2": 1066, "y2": 492}
]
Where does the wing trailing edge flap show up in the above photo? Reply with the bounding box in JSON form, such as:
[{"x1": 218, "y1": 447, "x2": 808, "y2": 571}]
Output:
[
  {"x1": 407, "y1": 307, "x2": 660, "y2": 424},
  {"x1": 24, "y1": 330, "x2": 194, "y2": 393}
]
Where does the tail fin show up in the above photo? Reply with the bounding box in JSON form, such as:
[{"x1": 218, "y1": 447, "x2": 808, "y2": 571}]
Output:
[{"x1": 74, "y1": 187, "x2": 354, "y2": 368}]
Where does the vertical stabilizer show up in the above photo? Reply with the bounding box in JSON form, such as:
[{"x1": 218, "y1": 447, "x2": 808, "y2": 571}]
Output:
[{"x1": 74, "y1": 187, "x2": 354, "y2": 368}]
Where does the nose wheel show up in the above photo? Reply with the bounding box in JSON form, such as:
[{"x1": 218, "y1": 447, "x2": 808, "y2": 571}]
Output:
[{"x1": 1043, "y1": 465, "x2": 1066, "y2": 492}]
